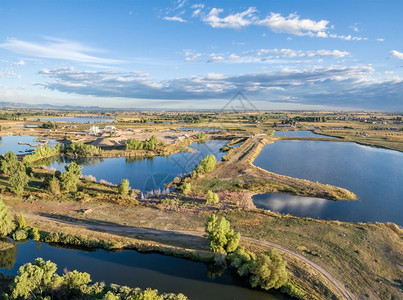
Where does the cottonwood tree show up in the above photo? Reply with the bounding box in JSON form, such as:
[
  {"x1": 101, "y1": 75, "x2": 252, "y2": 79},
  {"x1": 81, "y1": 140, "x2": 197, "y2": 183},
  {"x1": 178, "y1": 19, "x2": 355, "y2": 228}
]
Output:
[
  {"x1": 205, "y1": 214, "x2": 240, "y2": 253},
  {"x1": 248, "y1": 250, "x2": 289, "y2": 290},
  {"x1": 0, "y1": 151, "x2": 19, "y2": 176},
  {"x1": 12, "y1": 258, "x2": 62, "y2": 299},
  {"x1": 9, "y1": 166, "x2": 29, "y2": 197},
  {"x1": 61, "y1": 162, "x2": 82, "y2": 193},
  {"x1": 0, "y1": 198, "x2": 15, "y2": 236}
]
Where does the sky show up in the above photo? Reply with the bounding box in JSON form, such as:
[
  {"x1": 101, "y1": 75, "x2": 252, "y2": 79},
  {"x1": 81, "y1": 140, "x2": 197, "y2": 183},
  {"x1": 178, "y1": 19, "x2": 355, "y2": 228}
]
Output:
[{"x1": 0, "y1": 0, "x2": 403, "y2": 111}]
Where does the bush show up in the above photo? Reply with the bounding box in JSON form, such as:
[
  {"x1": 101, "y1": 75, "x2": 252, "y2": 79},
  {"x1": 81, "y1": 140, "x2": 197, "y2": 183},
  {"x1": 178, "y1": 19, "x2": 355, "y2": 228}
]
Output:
[
  {"x1": 125, "y1": 135, "x2": 160, "y2": 151},
  {"x1": 228, "y1": 247, "x2": 289, "y2": 291},
  {"x1": 12, "y1": 229, "x2": 28, "y2": 241},
  {"x1": 23, "y1": 144, "x2": 62, "y2": 165},
  {"x1": 17, "y1": 213, "x2": 26, "y2": 229},
  {"x1": 206, "y1": 190, "x2": 219, "y2": 204},
  {"x1": 193, "y1": 154, "x2": 216, "y2": 174},
  {"x1": 118, "y1": 179, "x2": 130, "y2": 195},
  {"x1": 61, "y1": 171, "x2": 79, "y2": 193},
  {"x1": 67, "y1": 142, "x2": 104, "y2": 157},
  {"x1": 28, "y1": 227, "x2": 41, "y2": 241},
  {"x1": 179, "y1": 182, "x2": 191, "y2": 195},
  {"x1": 48, "y1": 176, "x2": 61, "y2": 195}
]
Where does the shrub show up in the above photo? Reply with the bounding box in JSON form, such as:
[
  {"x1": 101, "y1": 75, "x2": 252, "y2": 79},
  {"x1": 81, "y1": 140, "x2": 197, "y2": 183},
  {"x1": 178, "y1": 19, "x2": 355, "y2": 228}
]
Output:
[
  {"x1": 206, "y1": 190, "x2": 219, "y2": 204},
  {"x1": 28, "y1": 227, "x2": 41, "y2": 241},
  {"x1": 179, "y1": 182, "x2": 191, "y2": 195},
  {"x1": 12, "y1": 229, "x2": 28, "y2": 241},
  {"x1": 17, "y1": 213, "x2": 26, "y2": 229},
  {"x1": 195, "y1": 154, "x2": 216, "y2": 174},
  {"x1": 67, "y1": 142, "x2": 104, "y2": 157},
  {"x1": 48, "y1": 176, "x2": 61, "y2": 195},
  {"x1": 118, "y1": 179, "x2": 130, "y2": 195}
]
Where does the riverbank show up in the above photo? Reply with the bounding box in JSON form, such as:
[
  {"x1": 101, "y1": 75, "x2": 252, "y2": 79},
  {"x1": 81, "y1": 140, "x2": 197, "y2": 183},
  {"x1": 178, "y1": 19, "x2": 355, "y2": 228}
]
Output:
[
  {"x1": 189, "y1": 136, "x2": 357, "y2": 201},
  {"x1": 2, "y1": 196, "x2": 402, "y2": 300}
]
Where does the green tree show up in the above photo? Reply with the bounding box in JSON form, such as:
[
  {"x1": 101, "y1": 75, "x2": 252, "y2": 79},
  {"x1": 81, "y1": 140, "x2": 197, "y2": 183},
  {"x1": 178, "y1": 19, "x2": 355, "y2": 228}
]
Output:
[
  {"x1": 247, "y1": 250, "x2": 289, "y2": 290},
  {"x1": 195, "y1": 154, "x2": 216, "y2": 174},
  {"x1": 28, "y1": 227, "x2": 41, "y2": 241},
  {"x1": 206, "y1": 190, "x2": 219, "y2": 204},
  {"x1": 118, "y1": 178, "x2": 130, "y2": 195},
  {"x1": 9, "y1": 166, "x2": 29, "y2": 197},
  {"x1": 62, "y1": 270, "x2": 91, "y2": 298},
  {"x1": 12, "y1": 258, "x2": 62, "y2": 299},
  {"x1": 0, "y1": 151, "x2": 19, "y2": 176},
  {"x1": 61, "y1": 171, "x2": 79, "y2": 193},
  {"x1": 48, "y1": 176, "x2": 61, "y2": 195},
  {"x1": 179, "y1": 182, "x2": 191, "y2": 195},
  {"x1": 18, "y1": 213, "x2": 26, "y2": 229},
  {"x1": 64, "y1": 161, "x2": 82, "y2": 176},
  {"x1": 0, "y1": 198, "x2": 15, "y2": 236},
  {"x1": 205, "y1": 214, "x2": 240, "y2": 253}
]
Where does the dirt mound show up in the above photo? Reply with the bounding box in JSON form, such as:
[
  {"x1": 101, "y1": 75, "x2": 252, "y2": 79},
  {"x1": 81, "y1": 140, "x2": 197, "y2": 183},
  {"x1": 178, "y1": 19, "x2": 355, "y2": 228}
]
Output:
[{"x1": 91, "y1": 137, "x2": 124, "y2": 147}]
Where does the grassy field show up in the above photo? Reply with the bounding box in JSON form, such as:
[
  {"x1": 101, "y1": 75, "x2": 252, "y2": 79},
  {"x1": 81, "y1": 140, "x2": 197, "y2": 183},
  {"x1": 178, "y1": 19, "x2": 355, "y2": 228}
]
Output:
[
  {"x1": 2, "y1": 195, "x2": 402, "y2": 300},
  {"x1": 1, "y1": 110, "x2": 402, "y2": 299}
]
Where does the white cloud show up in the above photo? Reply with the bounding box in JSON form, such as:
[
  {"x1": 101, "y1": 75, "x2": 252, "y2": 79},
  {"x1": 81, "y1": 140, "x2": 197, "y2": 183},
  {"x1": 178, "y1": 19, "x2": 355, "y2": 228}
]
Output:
[
  {"x1": 196, "y1": 7, "x2": 369, "y2": 40},
  {"x1": 184, "y1": 48, "x2": 349, "y2": 63},
  {"x1": 191, "y1": 3, "x2": 204, "y2": 17},
  {"x1": 377, "y1": 38, "x2": 385, "y2": 42},
  {"x1": 391, "y1": 50, "x2": 403, "y2": 59},
  {"x1": 37, "y1": 65, "x2": 403, "y2": 110},
  {"x1": 257, "y1": 12, "x2": 329, "y2": 36},
  {"x1": 163, "y1": 16, "x2": 187, "y2": 23},
  {"x1": 329, "y1": 34, "x2": 367, "y2": 41},
  {"x1": 202, "y1": 7, "x2": 257, "y2": 29},
  {"x1": 0, "y1": 37, "x2": 123, "y2": 64}
]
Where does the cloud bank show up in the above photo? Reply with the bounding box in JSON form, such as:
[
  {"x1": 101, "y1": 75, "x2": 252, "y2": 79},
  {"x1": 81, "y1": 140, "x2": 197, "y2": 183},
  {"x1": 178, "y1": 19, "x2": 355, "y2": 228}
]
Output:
[{"x1": 38, "y1": 66, "x2": 403, "y2": 110}]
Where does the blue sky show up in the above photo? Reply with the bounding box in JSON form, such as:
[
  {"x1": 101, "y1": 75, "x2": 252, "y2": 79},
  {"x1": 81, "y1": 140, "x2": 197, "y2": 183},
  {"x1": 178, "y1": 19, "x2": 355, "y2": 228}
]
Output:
[{"x1": 1, "y1": 0, "x2": 402, "y2": 111}]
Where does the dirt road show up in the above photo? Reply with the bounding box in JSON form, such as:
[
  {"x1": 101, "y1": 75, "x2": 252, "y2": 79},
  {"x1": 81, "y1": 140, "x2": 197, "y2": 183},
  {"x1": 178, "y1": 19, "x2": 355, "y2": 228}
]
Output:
[{"x1": 30, "y1": 213, "x2": 355, "y2": 300}]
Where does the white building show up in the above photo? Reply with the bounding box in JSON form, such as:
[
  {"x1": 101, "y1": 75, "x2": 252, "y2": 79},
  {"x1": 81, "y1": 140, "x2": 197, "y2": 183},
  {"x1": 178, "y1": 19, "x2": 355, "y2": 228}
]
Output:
[
  {"x1": 88, "y1": 125, "x2": 100, "y2": 135},
  {"x1": 104, "y1": 125, "x2": 116, "y2": 131}
]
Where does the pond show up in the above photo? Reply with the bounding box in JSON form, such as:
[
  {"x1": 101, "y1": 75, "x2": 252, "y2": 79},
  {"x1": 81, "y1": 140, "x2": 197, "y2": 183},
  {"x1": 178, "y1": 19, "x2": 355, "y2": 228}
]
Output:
[
  {"x1": 178, "y1": 128, "x2": 221, "y2": 132},
  {"x1": 253, "y1": 140, "x2": 403, "y2": 226},
  {"x1": 43, "y1": 140, "x2": 229, "y2": 193},
  {"x1": 34, "y1": 117, "x2": 116, "y2": 123},
  {"x1": 273, "y1": 131, "x2": 337, "y2": 138},
  {"x1": 0, "y1": 240, "x2": 288, "y2": 300},
  {"x1": 0, "y1": 136, "x2": 57, "y2": 155}
]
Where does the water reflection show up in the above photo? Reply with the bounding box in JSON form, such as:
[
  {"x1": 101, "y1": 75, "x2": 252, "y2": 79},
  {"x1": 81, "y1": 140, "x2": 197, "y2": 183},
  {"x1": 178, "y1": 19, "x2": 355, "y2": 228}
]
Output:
[
  {"x1": 37, "y1": 140, "x2": 228, "y2": 193},
  {"x1": 0, "y1": 240, "x2": 288, "y2": 300},
  {"x1": 273, "y1": 131, "x2": 337, "y2": 138},
  {"x1": 253, "y1": 141, "x2": 403, "y2": 225},
  {"x1": 0, "y1": 241, "x2": 17, "y2": 270}
]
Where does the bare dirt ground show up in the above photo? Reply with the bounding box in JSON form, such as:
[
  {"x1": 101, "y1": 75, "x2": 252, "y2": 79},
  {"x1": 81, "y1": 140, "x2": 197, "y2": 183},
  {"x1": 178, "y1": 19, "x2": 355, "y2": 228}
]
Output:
[{"x1": 26, "y1": 212, "x2": 354, "y2": 300}]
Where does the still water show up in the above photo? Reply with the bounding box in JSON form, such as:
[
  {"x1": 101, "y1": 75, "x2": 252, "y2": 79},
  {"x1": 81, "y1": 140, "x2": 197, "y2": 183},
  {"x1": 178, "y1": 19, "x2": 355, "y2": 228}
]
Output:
[
  {"x1": 273, "y1": 131, "x2": 337, "y2": 138},
  {"x1": 253, "y1": 140, "x2": 403, "y2": 225},
  {"x1": 44, "y1": 140, "x2": 228, "y2": 192},
  {"x1": 37, "y1": 117, "x2": 116, "y2": 123},
  {"x1": 0, "y1": 240, "x2": 288, "y2": 300},
  {"x1": 178, "y1": 128, "x2": 221, "y2": 132},
  {"x1": 0, "y1": 136, "x2": 57, "y2": 155}
]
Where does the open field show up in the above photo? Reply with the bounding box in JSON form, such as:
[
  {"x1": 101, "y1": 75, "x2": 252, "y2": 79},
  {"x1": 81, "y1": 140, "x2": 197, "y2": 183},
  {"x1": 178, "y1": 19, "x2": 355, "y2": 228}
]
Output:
[
  {"x1": 0, "y1": 110, "x2": 402, "y2": 299},
  {"x1": 2, "y1": 195, "x2": 402, "y2": 300}
]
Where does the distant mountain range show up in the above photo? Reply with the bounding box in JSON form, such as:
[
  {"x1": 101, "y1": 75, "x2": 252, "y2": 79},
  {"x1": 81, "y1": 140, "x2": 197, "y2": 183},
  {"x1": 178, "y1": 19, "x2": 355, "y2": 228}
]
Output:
[{"x1": 0, "y1": 101, "x2": 105, "y2": 111}]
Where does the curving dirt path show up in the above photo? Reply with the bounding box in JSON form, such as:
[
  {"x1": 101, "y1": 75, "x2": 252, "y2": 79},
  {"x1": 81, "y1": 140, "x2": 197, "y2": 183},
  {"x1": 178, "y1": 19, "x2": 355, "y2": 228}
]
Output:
[{"x1": 29, "y1": 213, "x2": 356, "y2": 300}]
